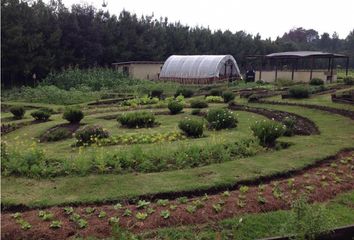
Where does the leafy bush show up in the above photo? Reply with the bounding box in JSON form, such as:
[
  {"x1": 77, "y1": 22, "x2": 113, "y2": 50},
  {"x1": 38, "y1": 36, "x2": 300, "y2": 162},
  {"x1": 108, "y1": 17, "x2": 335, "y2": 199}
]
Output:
[
  {"x1": 222, "y1": 91, "x2": 236, "y2": 103},
  {"x1": 343, "y1": 76, "x2": 354, "y2": 85},
  {"x1": 40, "y1": 128, "x2": 72, "y2": 142},
  {"x1": 10, "y1": 106, "x2": 25, "y2": 119},
  {"x1": 168, "y1": 101, "x2": 184, "y2": 114},
  {"x1": 288, "y1": 85, "x2": 310, "y2": 98},
  {"x1": 191, "y1": 109, "x2": 201, "y2": 115},
  {"x1": 63, "y1": 108, "x2": 84, "y2": 124},
  {"x1": 124, "y1": 96, "x2": 159, "y2": 107},
  {"x1": 150, "y1": 88, "x2": 164, "y2": 99},
  {"x1": 175, "y1": 88, "x2": 194, "y2": 98},
  {"x1": 209, "y1": 89, "x2": 223, "y2": 96},
  {"x1": 251, "y1": 120, "x2": 286, "y2": 147},
  {"x1": 39, "y1": 107, "x2": 55, "y2": 114},
  {"x1": 205, "y1": 96, "x2": 224, "y2": 103},
  {"x1": 31, "y1": 110, "x2": 51, "y2": 121},
  {"x1": 282, "y1": 196, "x2": 335, "y2": 240},
  {"x1": 282, "y1": 116, "x2": 296, "y2": 136},
  {"x1": 118, "y1": 111, "x2": 156, "y2": 128},
  {"x1": 190, "y1": 99, "x2": 208, "y2": 108},
  {"x1": 75, "y1": 125, "x2": 109, "y2": 145},
  {"x1": 178, "y1": 118, "x2": 204, "y2": 137},
  {"x1": 276, "y1": 78, "x2": 297, "y2": 87},
  {"x1": 206, "y1": 108, "x2": 238, "y2": 130},
  {"x1": 309, "y1": 78, "x2": 324, "y2": 86}
]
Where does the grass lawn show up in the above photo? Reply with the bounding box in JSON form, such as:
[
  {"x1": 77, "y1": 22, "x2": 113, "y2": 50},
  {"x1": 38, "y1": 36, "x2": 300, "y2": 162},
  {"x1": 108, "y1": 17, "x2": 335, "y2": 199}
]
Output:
[{"x1": 2, "y1": 103, "x2": 354, "y2": 208}]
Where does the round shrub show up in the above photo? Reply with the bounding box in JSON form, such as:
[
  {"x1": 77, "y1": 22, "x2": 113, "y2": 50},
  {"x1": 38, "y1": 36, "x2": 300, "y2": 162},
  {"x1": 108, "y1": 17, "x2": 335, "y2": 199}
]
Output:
[
  {"x1": 31, "y1": 110, "x2": 51, "y2": 121},
  {"x1": 309, "y1": 78, "x2": 324, "y2": 86},
  {"x1": 175, "y1": 88, "x2": 194, "y2": 98},
  {"x1": 343, "y1": 76, "x2": 354, "y2": 85},
  {"x1": 190, "y1": 99, "x2": 208, "y2": 108},
  {"x1": 75, "y1": 125, "x2": 109, "y2": 145},
  {"x1": 39, "y1": 107, "x2": 55, "y2": 114},
  {"x1": 206, "y1": 108, "x2": 238, "y2": 130},
  {"x1": 250, "y1": 120, "x2": 286, "y2": 147},
  {"x1": 178, "y1": 118, "x2": 204, "y2": 137},
  {"x1": 118, "y1": 111, "x2": 156, "y2": 128},
  {"x1": 205, "y1": 96, "x2": 224, "y2": 103},
  {"x1": 10, "y1": 106, "x2": 25, "y2": 119},
  {"x1": 191, "y1": 109, "x2": 201, "y2": 115},
  {"x1": 288, "y1": 85, "x2": 310, "y2": 98},
  {"x1": 168, "y1": 101, "x2": 184, "y2": 114},
  {"x1": 63, "y1": 108, "x2": 84, "y2": 123},
  {"x1": 209, "y1": 89, "x2": 223, "y2": 96},
  {"x1": 150, "y1": 88, "x2": 164, "y2": 99},
  {"x1": 41, "y1": 128, "x2": 72, "y2": 142},
  {"x1": 282, "y1": 116, "x2": 296, "y2": 136},
  {"x1": 222, "y1": 91, "x2": 236, "y2": 103}
]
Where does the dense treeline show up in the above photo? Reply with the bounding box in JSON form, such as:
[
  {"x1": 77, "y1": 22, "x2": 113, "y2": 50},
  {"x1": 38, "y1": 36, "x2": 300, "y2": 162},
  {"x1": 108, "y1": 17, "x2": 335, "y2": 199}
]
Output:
[{"x1": 1, "y1": 0, "x2": 354, "y2": 87}]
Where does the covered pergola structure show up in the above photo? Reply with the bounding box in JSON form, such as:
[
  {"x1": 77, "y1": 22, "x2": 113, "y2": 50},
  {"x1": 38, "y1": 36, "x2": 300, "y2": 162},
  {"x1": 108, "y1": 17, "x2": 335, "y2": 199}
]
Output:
[{"x1": 247, "y1": 51, "x2": 349, "y2": 83}]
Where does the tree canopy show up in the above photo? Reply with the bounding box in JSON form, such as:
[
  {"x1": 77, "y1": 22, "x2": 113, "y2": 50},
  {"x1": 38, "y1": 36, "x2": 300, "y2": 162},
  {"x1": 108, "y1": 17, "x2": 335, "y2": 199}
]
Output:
[{"x1": 1, "y1": 0, "x2": 353, "y2": 87}]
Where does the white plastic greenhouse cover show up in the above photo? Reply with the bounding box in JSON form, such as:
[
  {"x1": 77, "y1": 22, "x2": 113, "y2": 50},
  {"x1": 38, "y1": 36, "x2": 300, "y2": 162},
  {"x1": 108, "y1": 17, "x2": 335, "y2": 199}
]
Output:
[{"x1": 160, "y1": 55, "x2": 241, "y2": 79}]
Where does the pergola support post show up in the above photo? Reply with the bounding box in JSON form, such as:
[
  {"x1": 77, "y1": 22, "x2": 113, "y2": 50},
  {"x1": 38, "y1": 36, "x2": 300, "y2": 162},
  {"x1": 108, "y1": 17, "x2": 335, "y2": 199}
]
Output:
[
  {"x1": 330, "y1": 57, "x2": 334, "y2": 83},
  {"x1": 275, "y1": 59, "x2": 278, "y2": 82},
  {"x1": 346, "y1": 57, "x2": 349, "y2": 76},
  {"x1": 309, "y1": 57, "x2": 314, "y2": 81}
]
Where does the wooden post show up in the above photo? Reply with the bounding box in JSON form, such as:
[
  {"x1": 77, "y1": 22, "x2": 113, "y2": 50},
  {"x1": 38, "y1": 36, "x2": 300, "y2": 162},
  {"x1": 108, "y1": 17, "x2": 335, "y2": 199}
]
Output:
[
  {"x1": 259, "y1": 57, "x2": 263, "y2": 81},
  {"x1": 330, "y1": 57, "x2": 334, "y2": 83},
  {"x1": 309, "y1": 57, "x2": 314, "y2": 81},
  {"x1": 275, "y1": 59, "x2": 278, "y2": 82},
  {"x1": 346, "y1": 57, "x2": 349, "y2": 76},
  {"x1": 291, "y1": 59, "x2": 295, "y2": 80}
]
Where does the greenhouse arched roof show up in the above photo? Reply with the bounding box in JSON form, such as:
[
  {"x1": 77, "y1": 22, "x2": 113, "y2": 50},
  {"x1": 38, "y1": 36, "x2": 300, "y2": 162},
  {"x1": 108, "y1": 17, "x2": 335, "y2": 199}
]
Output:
[{"x1": 160, "y1": 55, "x2": 241, "y2": 79}]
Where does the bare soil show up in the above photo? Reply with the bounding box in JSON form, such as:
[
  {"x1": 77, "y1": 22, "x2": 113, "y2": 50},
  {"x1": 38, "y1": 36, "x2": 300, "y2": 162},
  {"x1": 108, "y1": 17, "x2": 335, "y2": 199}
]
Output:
[{"x1": 2, "y1": 151, "x2": 353, "y2": 240}]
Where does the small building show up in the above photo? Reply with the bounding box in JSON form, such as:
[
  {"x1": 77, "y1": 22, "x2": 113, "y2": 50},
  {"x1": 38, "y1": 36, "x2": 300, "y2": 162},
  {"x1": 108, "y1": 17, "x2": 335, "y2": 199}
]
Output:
[
  {"x1": 247, "y1": 51, "x2": 349, "y2": 83},
  {"x1": 159, "y1": 55, "x2": 242, "y2": 84},
  {"x1": 112, "y1": 61, "x2": 164, "y2": 80}
]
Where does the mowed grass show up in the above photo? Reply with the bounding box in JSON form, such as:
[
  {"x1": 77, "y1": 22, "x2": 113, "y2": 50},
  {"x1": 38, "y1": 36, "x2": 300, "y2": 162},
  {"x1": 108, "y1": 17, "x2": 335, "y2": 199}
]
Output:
[
  {"x1": 141, "y1": 191, "x2": 354, "y2": 240},
  {"x1": 2, "y1": 103, "x2": 354, "y2": 208}
]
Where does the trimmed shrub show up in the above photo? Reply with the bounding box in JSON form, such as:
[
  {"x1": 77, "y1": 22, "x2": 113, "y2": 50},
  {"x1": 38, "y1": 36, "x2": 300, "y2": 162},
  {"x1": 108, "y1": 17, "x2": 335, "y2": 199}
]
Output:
[
  {"x1": 118, "y1": 111, "x2": 156, "y2": 128},
  {"x1": 168, "y1": 101, "x2": 183, "y2": 114},
  {"x1": 190, "y1": 99, "x2": 208, "y2": 108},
  {"x1": 10, "y1": 106, "x2": 25, "y2": 119},
  {"x1": 175, "y1": 88, "x2": 194, "y2": 98},
  {"x1": 191, "y1": 109, "x2": 201, "y2": 115},
  {"x1": 39, "y1": 107, "x2": 55, "y2": 114},
  {"x1": 178, "y1": 118, "x2": 204, "y2": 137},
  {"x1": 41, "y1": 128, "x2": 72, "y2": 142},
  {"x1": 150, "y1": 88, "x2": 164, "y2": 99},
  {"x1": 206, "y1": 108, "x2": 238, "y2": 130},
  {"x1": 63, "y1": 108, "x2": 84, "y2": 123},
  {"x1": 205, "y1": 96, "x2": 224, "y2": 103},
  {"x1": 222, "y1": 91, "x2": 236, "y2": 103},
  {"x1": 343, "y1": 76, "x2": 354, "y2": 85},
  {"x1": 309, "y1": 78, "x2": 324, "y2": 86},
  {"x1": 31, "y1": 110, "x2": 51, "y2": 121},
  {"x1": 282, "y1": 116, "x2": 296, "y2": 136},
  {"x1": 75, "y1": 125, "x2": 109, "y2": 145},
  {"x1": 288, "y1": 85, "x2": 310, "y2": 98},
  {"x1": 210, "y1": 89, "x2": 223, "y2": 96},
  {"x1": 250, "y1": 120, "x2": 285, "y2": 147}
]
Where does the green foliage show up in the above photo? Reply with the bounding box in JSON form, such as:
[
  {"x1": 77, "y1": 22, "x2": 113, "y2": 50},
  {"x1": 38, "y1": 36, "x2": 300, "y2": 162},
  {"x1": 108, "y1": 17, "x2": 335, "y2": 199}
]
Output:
[
  {"x1": 41, "y1": 128, "x2": 72, "y2": 142},
  {"x1": 137, "y1": 200, "x2": 151, "y2": 209},
  {"x1": 205, "y1": 96, "x2": 224, "y2": 103},
  {"x1": 288, "y1": 85, "x2": 310, "y2": 98},
  {"x1": 168, "y1": 100, "x2": 184, "y2": 114},
  {"x1": 113, "y1": 203, "x2": 123, "y2": 210},
  {"x1": 10, "y1": 106, "x2": 25, "y2": 119},
  {"x1": 343, "y1": 76, "x2": 354, "y2": 85},
  {"x1": 11, "y1": 212, "x2": 22, "y2": 219},
  {"x1": 178, "y1": 118, "x2": 204, "y2": 138},
  {"x1": 98, "y1": 211, "x2": 107, "y2": 218},
  {"x1": 109, "y1": 217, "x2": 120, "y2": 225},
  {"x1": 150, "y1": 88, "x2": 164, "y2": 99},
  {"x1": 123, "y1": 209, "x2": 132, "y2": 217},
  {"x1": 222, "y1": 91, "x2": 236, "y2": 103},
  {"x1": 135, "y1": 212, "x2": 148, "y2": 220},
  {"x1": 50, "y1": 220, "x2": 62, "y2": 229},
  {"x1": 63, "y1": 207, "x2": 74, "y2": 215},
  {"x1": 63, "y1": 108, "x2": 84, "y2": 124},
  {"x1": 175, "y1": 88, "x2": 194, "y2": 98},
  {"x1": 276, "y1": 78, "x2": 297, "y2": 87},
  {"x1": 74, "y1": 125, "x2": 109, "y2": 145},
  {"x1": 191, "y1": 109, "x2": 201, "y2": 115},
  {"x1": 177, "y1": 197, "x2": 188, "y2": 204},
  {"x1": 282, "y1": 196, "x2": 336, "y2": 240},
  {"x1": 123, "y1": 96, "x2": 159, "y2": 107},
  {"x1": 206, "y1": 108, "x2": 238, "y2": 130},
  {"x1": 16, "y1": 219, "x2": 32, "y2": 230},
  {"x1": 31, "y1": 110, "x2": 51, "y2": 121},
  {"x1": 309, "y1": 78, "x2": 324, "y2": 86},
  {"x1": 282, "y1": 116, "x2": 296, "y2": 136},
  {"x1": 118, "y1": 111, "x2": 156, "y2": 128},
  {"x1": 212, "y1": 203, "x2": 223, "y2": 213},
  {"x1": 85, "y1": 207, "x2": 95, "y2": 214},
  {"x1": 186, "y1": 205, "x2": 197, "y2": 214},
  {"x1": 190, "y1": 99, "x2": 208, "y2": 108},
  {"x1": 210, "y1": 89, "x2": 223, "y2": 96},
  {"x1": 160, "y1": 210, "x2": 170, "y2": 219},
  {"x1": 38, "y1": 210, "x2": 54, "y2": 221},
  {"x1": 251, "y1": 120, "x2": 286, "y2": 147},
  {"x1": 157, "y1": 199, "x2": 169, "y2": 206}
]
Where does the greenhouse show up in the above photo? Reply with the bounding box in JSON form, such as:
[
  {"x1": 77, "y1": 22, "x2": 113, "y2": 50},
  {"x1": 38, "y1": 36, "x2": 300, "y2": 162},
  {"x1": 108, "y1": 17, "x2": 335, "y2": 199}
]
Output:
[{"x1": 159, "y1": 55, "x2": 242, "y2": 84}]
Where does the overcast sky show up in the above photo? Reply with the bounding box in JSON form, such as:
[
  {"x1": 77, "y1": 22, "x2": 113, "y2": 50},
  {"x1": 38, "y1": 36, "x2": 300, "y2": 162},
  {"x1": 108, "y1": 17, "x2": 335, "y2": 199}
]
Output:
[{"x1": 55, "y1": 0, "x2": 354, "y2": 40}]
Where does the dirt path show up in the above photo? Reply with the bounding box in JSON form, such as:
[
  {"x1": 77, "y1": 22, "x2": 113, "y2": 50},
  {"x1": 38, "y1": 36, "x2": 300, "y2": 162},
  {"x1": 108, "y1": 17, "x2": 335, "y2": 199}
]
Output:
[{"x1": 2, "y1": 150, "x2": 353, "y2": 240}]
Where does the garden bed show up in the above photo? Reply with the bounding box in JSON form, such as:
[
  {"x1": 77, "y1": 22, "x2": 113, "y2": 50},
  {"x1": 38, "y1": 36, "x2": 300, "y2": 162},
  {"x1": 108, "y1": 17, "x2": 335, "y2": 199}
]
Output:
[
  {"x1": 331, "y1": 90, "x2": 354, "y2": 105},
  {"x1": 229, "y1": 103, "x2": 319, "y2": 135},
  {"x1": 39, "y1": 123, "x2": 82, "y2": 142},
  {"x1": 2, "y1": 150, "x2": 353, "y2": 239}
]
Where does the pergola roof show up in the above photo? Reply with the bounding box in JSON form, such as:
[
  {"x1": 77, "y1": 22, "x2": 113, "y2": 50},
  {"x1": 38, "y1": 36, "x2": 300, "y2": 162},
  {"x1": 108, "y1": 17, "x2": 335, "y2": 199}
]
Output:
[{"x1": 265, "y1": 51, "x2": 347, "y2": 59}]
